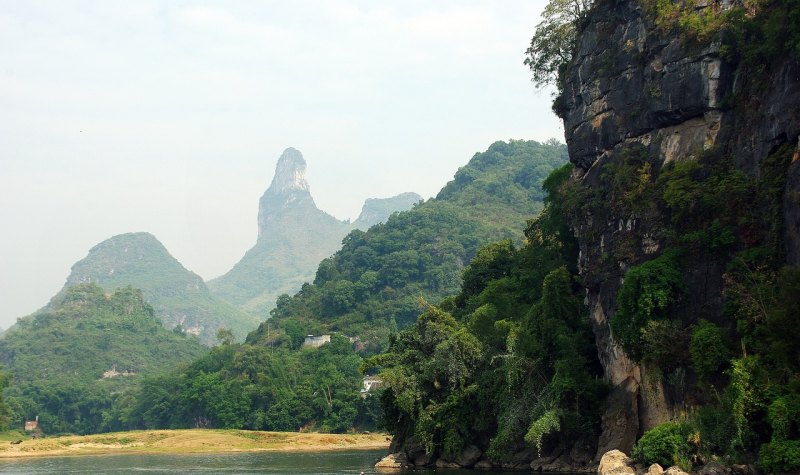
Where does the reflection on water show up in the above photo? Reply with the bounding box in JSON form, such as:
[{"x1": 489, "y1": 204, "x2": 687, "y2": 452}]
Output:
[{"x1": 0, "y1": 450, "x2": 536, "y2": 474}]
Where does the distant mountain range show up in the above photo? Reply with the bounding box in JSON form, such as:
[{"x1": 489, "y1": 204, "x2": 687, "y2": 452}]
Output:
[
  {"x1": 1, "y1": 139, "x2": 569, "y2": 436},
  {"x1": 52, "y1": 231, "x2": 257, "y2": 344},
  {"x1": 126, "y1": 139, "x2": 570, "y2": 435},
  {"x1": 31, "y1": 147, "x2": 419, "y2": 344},
  {"x1": 247, "y1": 139, "x2": 569, "y2": 348},
  {"x1": 207, "y1": 147, "x2": 421, "y2": 318}
]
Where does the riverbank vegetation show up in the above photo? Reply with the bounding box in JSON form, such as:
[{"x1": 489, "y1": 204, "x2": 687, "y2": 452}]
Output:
[
  {"x1": 0, "y1": 140, "x2": 568, "y2": 438},
  {"x1": 367, "y1": 164, "x2": 605, "y2": 461},
  {"x1": 115, "y1": 140, "x2": 568, "y2": 435},
  {"x1": 0, "y1": 285, "x2": 207, "y2": 435},
  {"x1": 560, "y1": 142, "x2": 800, "y2": 472},
  {"x1": 0, "y1": 429, "x2": 389, "y2": 458}
]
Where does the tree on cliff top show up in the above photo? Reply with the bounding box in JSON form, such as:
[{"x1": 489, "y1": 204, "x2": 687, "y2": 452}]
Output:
[{"x1": 524, "y1": 0, "x2": 590, "y2": 89}]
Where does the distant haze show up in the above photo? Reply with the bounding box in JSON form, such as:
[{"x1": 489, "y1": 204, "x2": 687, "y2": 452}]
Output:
[{"x1": 0, "y1": 1, "x2": 562, "y2": 328}]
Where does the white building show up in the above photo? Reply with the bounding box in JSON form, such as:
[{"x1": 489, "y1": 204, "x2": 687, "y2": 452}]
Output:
[
  {"x1": 360, "y1": 376, "x2": 383, "y2": 397},
  {"x1": 303, "y1": 334, "x2": 331, "y2": 348}
]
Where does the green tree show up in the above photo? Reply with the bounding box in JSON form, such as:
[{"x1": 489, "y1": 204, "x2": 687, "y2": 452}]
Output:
[
  {"x1": 524, "y1": 0, "x2": 590, "y2": 88},
  {"x1": 368, "y1": 305, "x2": 483, "y2": 455},
  {"x1": 0, "y1": 284, "x2": 206, "y2": 435},
  {"x1": 0, "y1": 370, "x2": 12, "y2": 430},
  {"x1": 611, "y1": 250, "x2": 686, "y2": 362},
  {"x1": 216, "y1": 327, "x2": 235, "y2": 346},
  {"x1": 633, "y1": 421, "x2": 694, "y2": 469},
  {"x1": 690, "y1": 320, "x2": 730, "y2": 382}
]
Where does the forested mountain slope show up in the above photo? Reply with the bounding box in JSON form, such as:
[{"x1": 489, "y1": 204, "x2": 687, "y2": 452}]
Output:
[
  {"x1": 373, "y1": 0, "x2": 800, "y2": 471},
  {"x1": 114, "y1": 139, "x2": 568, "y2": 435},
  {"x1": 209, "y1": 147, "x2": 420, "y2": 318},
  {"x1": 370, "y1": 164, "x2": 605, "y2": 469},
  {"x1": 53, "y1": 232, "x2": 257, "y2": 344},
  {"x1": 246, "y1": 139, "x2": 569, "y2": 349},
  {"x1": 0, "y1": 284, "x2": 206, "y2": 434}
]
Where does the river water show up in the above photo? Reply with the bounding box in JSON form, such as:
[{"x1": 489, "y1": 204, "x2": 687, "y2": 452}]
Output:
[{"x1": 0, "y1": 450, "x2": 539, "y2": 474}]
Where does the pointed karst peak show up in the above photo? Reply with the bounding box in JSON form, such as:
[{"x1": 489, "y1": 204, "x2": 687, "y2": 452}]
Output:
[
  {"x1": 257, "y1": 147, "x2": 322, "y2": 236},
  {"x1": 268, "y1": 147, "x2": 309, "y2": 194}
]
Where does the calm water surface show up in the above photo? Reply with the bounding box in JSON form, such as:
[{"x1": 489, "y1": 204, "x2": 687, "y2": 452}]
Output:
[{"x1": 0, "y1": 450, "x2": 534, "y2": 474}]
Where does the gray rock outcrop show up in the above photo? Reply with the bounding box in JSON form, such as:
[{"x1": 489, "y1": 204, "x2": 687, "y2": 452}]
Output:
[
  {"x1": 353, "y1": 192, "x2": 422, "y2": 229},
  {"x1": 663, "y1": 467, "x2": 690, "y2": 475},
  {"x1": 597, "y1": 449, "x2": 636, "y2": 475},
  {"x1": 209, "y1": 148, "x2": 419, "y2": 317},
  {"x1": 596, "y1": 376, "x2": 640, "y2": 459},
  {"x1": 455, "y1": 445, "x2": 483, "y2": 468},
  {"x1": 374, "y1": 452, "x2": 408, "y2": 470},
  {"x1": 645, "y1": 464, "x2": 665, "y2": 475},
  {"x1": 561, "y1": 0, "x2": 800, "y2": 452},
  {"x1": 696, "y1": 462, "x2": 729, "y2": 475}
]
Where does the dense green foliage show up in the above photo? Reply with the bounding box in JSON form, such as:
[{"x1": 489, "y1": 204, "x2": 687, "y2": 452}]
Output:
[
  {"x1": 208, "y1": 174, "x2": 420, "y2": 319},
  {"x1": 369, "y1": 164, "x2": 604, "y2": 461},
  {"x1": 0, "y1": 371, "x2": 11, "y2": 431},
  {"x1": 689, "y1": 320, "x2": 730, "y2": 382},
  {"x1": 247, "y1": 140, "x2": 568, "y2": 351},
  {"x1": 561, "y1": 141, "x2": 800, "y2": 469},
  {"x1": 645, "y1": 0, "x2": 800, "y2": 66},
  {"x1": 633, "y1": 421, "x2": 694, "y2": 469},
  {"x1": 369, "y1": 306, "x2": 483, "y2": 456},
  {"x1": 524, "y1": 0, "x2": 590, "y2": 92},
  {"x1": 611, "y1": 249, "x2": 686, "y2": 363},
  {"x1": 94, "y1": 140, "x2": 567, "y2": 437},
  {"x1": 124, "y1": 335, "x2": 378, "y2": 433},
  {"x1": 758, "y1": 439, "x2": 800, "y2": 474},
  {"x1": 0, "y1": 284, "x2": 206, "y2": 434},
  {"x1": 59, "y1": 232, "x2": 258, "y2": 345}
]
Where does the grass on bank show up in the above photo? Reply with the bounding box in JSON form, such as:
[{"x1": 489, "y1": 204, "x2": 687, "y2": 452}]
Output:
[{"x1": 0, "y1": 429, "x2": 391, "y2": 458}]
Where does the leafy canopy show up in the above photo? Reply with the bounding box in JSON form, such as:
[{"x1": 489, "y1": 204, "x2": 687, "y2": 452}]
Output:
[{"x1": 524, "y1": 0, "x2": 590, "y2": 89}]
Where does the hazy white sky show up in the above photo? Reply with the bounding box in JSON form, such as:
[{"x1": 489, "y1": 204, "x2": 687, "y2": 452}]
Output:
[{"x1": 0, "y1": 0, "x2": 563, "y2": 328}]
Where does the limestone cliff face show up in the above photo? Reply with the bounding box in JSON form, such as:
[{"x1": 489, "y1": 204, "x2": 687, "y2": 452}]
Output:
[
  {"x1": 210, "y1": 148, "x2": 419, "y2": 317},
  {"x1": 353, "y1": 192, "x2": 422, "y2": 229},
  {"x1": 257, "y1": 147, "x2": 321, "y2": 236},
  {"x1": 561, "y1": 0, "x2": 800, "y2": 457}
]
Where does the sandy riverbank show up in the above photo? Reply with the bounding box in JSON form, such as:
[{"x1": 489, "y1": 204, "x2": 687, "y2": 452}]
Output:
[{"x1": 0, "y1": 429, "x2": 391, "y2": 458}]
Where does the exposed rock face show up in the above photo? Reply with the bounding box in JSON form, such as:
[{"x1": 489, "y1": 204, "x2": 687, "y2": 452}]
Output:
[
  {"x1": 596, "y1": 376, "x2": 639, "y2": 460},
  {"x1": 256, "y1": 147, "x2": 318, "y2": 236},
  {"x1": 353, "y1": 192, "x2": 422, "y2": 229},
  {"x1": 663, "y1": 467, "x2": 690, "y2": 475},
  {"x1": 455, "y1": 445, "x2": 483, "y2": 468},
  {"x1": 434, "y1": 459, "x2": 462, "y2": 469},
  {"x1": 730, "y1": 464, "x2": 758, "y2": 475},
  {"x1": 597, "y1": 449, "x2": 635, "y2": 475},
  {"x1": 696, "y1": 461, "x2": 729, "y2": 475},
  {"x1": 381, "y1": 442, "x2": 593, "y2": 472},
  {"x1": 596, "y1": 450, "x2": 695, "y2": 475},
  {"x1": 645, "y1": 464, "x2": 665, "y2": 475},
  {"x1": 210, "y1": 148, "x2": 418, "y2": 317},
  {"x1": 56, "y1": 232, "x2": 257, "y2": 344},
  {"x1": 562, "y1": 0, "x2": 800, "y2": 450},
  {"x1": 262, "y1": 147, "x2": 309, "y2": 195},
  {"x1": 374, "y1": 452, "x2": 408, "y2": 469}
]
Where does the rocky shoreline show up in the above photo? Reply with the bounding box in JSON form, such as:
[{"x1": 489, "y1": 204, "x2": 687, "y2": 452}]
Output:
[
  {"x1": 374, "y1": 448, "x2": 761, "y2": 474},
  {"x1": 374, "y1": 442, "x2": 595, "y2": 471}
]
